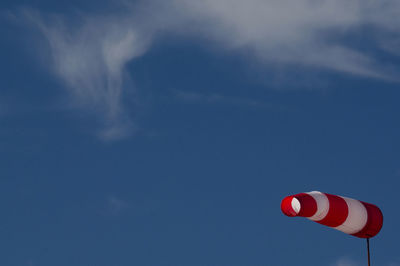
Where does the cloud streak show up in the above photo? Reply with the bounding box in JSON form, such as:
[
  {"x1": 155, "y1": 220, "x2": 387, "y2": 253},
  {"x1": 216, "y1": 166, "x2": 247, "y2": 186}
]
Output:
[
  {"x1": 174, "y1": 90, "x2": 287, "y2": 110},
  {"x1": 104, "y1": 195, "x2": 129, "y2": 216},
  {"x1": 19, "y1": 0, "x2": 400, "y2": 138},
  {"x1": 23, "y1": 10, "x2": 152, "y2": 139},
  {"x1": 166, "y1": 0, "x2": 400, "y2": 78},
  {"x1": 332, "y1": 257, "x2": 359, "y2": 266}
]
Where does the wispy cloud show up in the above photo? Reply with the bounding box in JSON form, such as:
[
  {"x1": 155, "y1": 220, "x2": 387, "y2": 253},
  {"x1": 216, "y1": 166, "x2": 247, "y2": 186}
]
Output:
[
  {"x1": 22, "y1": 9, "x2": 152, "y2": 140},
  {"x1": 104, "y1": 195, "x2": 129, "y2": 216},
  {"x1": 332, "y1": 257, "x2": 359, "y2": 266},
  {"x1": 16, "y1": 0, "x2": 400, "y2": 138},
  {"x1": 166, "y1": 0, "x2": 400, "y2": 78},
  {"x1": 174, "y1": 90, "x2": 287, "y2": 110}
]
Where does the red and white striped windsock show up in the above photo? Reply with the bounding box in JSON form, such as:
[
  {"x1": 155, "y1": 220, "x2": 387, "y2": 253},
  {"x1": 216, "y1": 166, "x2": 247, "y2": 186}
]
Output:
[{"x1": 281, "y1": 191, "x2": 383, "y2": 238}]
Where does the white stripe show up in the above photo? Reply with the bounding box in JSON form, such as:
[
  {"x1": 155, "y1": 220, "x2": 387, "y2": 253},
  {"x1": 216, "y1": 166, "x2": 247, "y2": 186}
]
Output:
[
  {"x1": 307, "y1": 191, "x2": 329, "y2": 221},
  {"x1": 291, "y1": 198, "x2": 301, "y2": 214},
  {"x1": 335, "y1": 197, "x2": 368, "y2": 234}
]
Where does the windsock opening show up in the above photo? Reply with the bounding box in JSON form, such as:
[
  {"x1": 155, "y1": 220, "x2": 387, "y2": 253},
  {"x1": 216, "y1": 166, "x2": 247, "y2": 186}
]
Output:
[{"x1": 281, "y1": 196, "x2": 300, "y2": 217}]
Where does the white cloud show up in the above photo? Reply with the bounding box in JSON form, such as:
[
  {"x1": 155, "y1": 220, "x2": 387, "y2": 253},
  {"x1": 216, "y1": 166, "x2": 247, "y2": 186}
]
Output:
[
  {"x1": 22, "y1": 9, "x2": 152, "y2": 140},
  {"x1": 19, "y1": 0, "x2": 400, "y2": 138},
  {"x1": 165, "y1": 0, "x2": 400, "y2": 78}
]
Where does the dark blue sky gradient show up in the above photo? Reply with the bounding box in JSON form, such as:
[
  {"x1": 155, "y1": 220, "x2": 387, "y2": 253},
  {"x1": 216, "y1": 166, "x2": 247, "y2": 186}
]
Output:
[{"x1": 1, "y1": 1, "x2": 400, "y2": 266}]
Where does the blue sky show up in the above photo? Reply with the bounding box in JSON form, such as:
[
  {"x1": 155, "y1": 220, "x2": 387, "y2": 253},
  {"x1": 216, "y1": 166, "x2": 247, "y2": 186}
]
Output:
[{"x1": 1, "y1": 0, "x2": 400, "y2": 265}]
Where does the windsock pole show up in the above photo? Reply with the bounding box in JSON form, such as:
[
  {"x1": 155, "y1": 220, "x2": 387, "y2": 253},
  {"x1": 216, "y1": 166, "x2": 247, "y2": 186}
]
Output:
[{"x1": 367, "y1": 238, "x2": 371, "y2": 266}]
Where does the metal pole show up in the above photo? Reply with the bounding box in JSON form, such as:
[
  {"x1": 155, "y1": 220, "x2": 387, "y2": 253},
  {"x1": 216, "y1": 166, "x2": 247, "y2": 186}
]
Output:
[{"x1": 367, "y1": 238, "x2": 371, "y2": 266}]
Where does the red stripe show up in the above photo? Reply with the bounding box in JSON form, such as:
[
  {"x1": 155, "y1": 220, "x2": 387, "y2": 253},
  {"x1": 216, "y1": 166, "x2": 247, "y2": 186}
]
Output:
[
  {"x1": 281, "y1": 196, "x2": 297, "y2": 217},
  {"x1": 317, "y1": 193, "x2": 348, "y2": 227},
  {"x1": 293, "y1": 193, "x2": 317, "y2": 217},
  {"x1": 352, "y1": 202, "x2": 383, "y2": 238}
]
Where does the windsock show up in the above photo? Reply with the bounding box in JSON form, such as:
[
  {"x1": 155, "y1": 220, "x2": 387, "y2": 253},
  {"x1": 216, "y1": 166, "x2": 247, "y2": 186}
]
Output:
[{"x1": 281, "y1": 191, "x2": 383, "y2": 238}]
